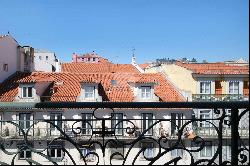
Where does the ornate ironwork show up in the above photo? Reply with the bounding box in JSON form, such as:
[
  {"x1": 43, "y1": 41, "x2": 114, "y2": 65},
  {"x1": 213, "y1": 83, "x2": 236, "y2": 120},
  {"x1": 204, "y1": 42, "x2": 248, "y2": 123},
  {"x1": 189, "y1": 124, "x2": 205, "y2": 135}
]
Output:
[{"x1": 0, "y1": 101, "x2": 249, "y2": 165}]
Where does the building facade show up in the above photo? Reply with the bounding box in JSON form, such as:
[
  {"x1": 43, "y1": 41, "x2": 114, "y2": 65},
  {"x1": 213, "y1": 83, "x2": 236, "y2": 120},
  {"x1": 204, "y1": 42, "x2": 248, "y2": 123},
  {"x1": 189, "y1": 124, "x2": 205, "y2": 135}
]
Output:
[
  {"x1": 0, "y1": 59, "x2": 249, "y2": 165},
  {"x1": 34, "y1": 49, "x2": 61, "y2": 72}
]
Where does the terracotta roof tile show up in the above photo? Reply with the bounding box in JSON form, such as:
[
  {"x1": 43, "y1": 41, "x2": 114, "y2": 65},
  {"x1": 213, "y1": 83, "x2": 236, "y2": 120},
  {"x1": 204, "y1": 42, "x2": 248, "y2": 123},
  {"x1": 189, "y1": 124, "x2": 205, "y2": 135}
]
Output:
[
  {"x1": 0, "y1": 72, "x2": 184, "y2": 102},
  {"x1": 176, "y1": 62, "x2": 249, "y2": 75},
  {"x1": 139, "y1": 63, "x2": 151, "y2": 69},
  {"x1": 61, "y1": 63, "x2": 140, "y2": 73}
]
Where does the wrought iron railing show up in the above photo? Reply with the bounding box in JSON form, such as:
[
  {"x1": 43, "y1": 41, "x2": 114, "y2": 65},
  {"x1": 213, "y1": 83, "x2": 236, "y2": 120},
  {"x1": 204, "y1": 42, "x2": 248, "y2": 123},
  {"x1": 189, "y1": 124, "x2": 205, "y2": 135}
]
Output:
[
  {"x1": 192, "y1": 94, "x2": 249, "y2": 102},
  {"x1": 0, "y1": 101, "x2": 249, "y2": 165}
]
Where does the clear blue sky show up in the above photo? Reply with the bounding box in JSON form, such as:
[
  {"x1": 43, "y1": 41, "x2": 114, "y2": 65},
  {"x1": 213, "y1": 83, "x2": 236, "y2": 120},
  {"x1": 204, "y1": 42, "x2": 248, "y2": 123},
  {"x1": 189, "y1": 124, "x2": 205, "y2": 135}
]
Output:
[{"x1": 0, "y1": 0, "x2": 249, "y2": 64}]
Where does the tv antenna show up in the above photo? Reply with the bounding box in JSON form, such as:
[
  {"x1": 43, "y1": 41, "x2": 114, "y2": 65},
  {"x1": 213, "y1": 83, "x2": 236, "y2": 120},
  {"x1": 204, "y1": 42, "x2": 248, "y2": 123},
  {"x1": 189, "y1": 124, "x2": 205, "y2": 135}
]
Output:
[{"x1": 132, "y1": 47, "x2": 136, "y2": 56}]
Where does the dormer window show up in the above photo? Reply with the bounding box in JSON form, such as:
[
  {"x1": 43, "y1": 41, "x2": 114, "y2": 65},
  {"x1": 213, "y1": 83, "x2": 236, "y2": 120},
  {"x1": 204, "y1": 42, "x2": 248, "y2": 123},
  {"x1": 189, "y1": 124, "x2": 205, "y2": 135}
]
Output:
[
  {"x1": 141, "y1": 86, "x2": 151, "y2": 99},
  {"x1": 84, "y1": 86, "x2": 95, "y2": 99},
  {"x1": 22, "y1": 86, "x2": 33, "y2": 98}
]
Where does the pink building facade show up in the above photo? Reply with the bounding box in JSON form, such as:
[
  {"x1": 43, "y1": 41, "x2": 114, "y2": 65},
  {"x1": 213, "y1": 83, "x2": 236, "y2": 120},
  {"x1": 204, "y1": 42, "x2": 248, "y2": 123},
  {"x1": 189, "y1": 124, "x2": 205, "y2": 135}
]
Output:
[{"x1": 72, "y1": 52, "x2": 109, "y2": 63}]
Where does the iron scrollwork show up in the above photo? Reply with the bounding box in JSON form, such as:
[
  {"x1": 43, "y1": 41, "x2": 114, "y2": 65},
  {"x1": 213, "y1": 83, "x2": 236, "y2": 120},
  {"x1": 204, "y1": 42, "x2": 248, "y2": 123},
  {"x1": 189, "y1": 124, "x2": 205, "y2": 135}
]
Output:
[{"x1": 0, "y1": 102, "x2": 249, "y2": 165}]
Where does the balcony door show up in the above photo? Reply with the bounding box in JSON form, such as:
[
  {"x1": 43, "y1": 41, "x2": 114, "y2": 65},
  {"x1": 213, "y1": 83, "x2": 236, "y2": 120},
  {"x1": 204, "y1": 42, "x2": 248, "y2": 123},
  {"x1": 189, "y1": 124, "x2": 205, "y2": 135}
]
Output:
[
  {"x1": 215, "y1": 81, "x2": 222, "y2": 95},
  {"x1": 50, "y1": 114, "x2": 62, "y2": 136}
]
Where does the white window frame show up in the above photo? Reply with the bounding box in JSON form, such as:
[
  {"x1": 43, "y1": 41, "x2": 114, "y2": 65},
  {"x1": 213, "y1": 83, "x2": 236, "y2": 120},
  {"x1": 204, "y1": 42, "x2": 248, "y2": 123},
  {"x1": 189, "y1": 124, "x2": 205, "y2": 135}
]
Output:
[
  {"x1": 82, "y1": 113, "x2": 93, "y2": 135},
  {"x1": 80, "y1": 147, "x2": 95, "y2": 161},
  {"x1": 111, "y1": 113, "x2": 123, "y2": 136},
  {"x1": 19, "y1": 148, "x2": 32, "y2": 160},
  {"x1": 199, "y1": 141, "x2": 213, "y2": 158},
  {"x1": 50, "y1": 113, "x2": 62, "y2": 136},
  {"x1": 19, "y1": 113, "x2": 32, "y2": 135},
  {"x1": 170, "y1": 113, "x2": 183, "y2": 136},
  {"x1": 199, "y1": 110, "x2": 211, "y2": 128},
  {"x1": 84, "y1": 86, "x2": 95, "y2": 99},
  {"x1": 141, "y1": 86, "x2": 152, "y2": 99},
  {"x1": 200, "y1": 82, "x2": 211, "y2": 94},
  {"x1": 48, "y1": 147, "x2": 63, "y2": 159},
  {"x1": 22, "y1": 86, "x2": 33, "y2": 98},
  {"x1": 229, "y1": 81, "x2": 239, "y2": 94},
  {"x1": 141, "y1": 113, "x2": 153, "y2": 135}
]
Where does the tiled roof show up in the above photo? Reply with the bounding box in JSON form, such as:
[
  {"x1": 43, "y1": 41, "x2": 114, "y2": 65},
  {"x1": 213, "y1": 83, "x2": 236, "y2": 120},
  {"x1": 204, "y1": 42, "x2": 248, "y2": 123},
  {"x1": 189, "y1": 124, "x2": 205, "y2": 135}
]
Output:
[
  {"x1": 139, "y1": 63, "x2": 151, "y2": 69},
  {"x1": 0, "y1": 72, "x2": 184, "y2": 102},
  {"x1": 61, "y1": 63, "x2": 140, "y2": 73},
  {"x1": 176, "y1": 62, "x2": 249, "y2": 75}
]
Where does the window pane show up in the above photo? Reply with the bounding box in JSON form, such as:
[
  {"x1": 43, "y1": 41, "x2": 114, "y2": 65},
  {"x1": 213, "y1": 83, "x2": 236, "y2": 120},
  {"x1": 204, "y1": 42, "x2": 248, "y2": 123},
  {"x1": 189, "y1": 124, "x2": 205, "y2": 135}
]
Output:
[
  {"x1": 28, "y1": 87, "x2": 32, "y2": 97},
  {"x1": 23, "y1": 87, "x2": 27, "y2": 97},
  {"x1": 26, "y1": 150, "x2": 31, "y2": 158},
  {"x1": 51, "y1": 149, "x2": 55, "y2": 157},
  {"x1": 57, "y1": 149, "x2": 62, "y2": 158},
  {"x1": 20, "y1": 151, "x2": 25, "y2": 159}
]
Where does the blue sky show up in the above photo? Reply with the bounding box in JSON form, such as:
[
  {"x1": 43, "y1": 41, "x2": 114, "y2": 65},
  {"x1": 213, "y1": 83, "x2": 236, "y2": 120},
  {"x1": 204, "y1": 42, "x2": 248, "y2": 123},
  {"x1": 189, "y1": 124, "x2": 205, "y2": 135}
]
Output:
[{"x1": 0, "y1": 0, "x2": 249, "y2": 64}]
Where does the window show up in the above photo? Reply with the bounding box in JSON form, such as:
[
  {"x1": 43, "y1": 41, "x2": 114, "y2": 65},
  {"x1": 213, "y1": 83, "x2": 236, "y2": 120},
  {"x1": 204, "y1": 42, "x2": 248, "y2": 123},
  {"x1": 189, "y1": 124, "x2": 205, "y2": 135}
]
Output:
[
  {"x1": 88, "y1": 58, "x2": 90, "y2": 61},
  {"x1": 82, "y1": 113, "x2": 92, "y2": 135},
  {"x1": 46, "y1": 56, "x2": 48, "y2": 60},
  {"x1": 3, "y1": 64, "x2": 8, "y2": 72},
  {"x1": 224, "y1": 109, "x2": 231, "y2": 127},
  {"x1": 19, "y1": 149, "x2": 32, "y2": 160},
  {"x1": 93, "y1": 57, "x2": 96, "y2": 61},
  {"x1": 50, "y1": 114, "x2": 62, "y2": 135},
  {"x1": 39, "y1": 56, "x2": 42, "y2": 60},
  {"x1": 48, "y1": 146, "x2": 63, "y2": 159},
  {"x1": 141, "y1": 142, "x2": 154, "y2": 159},
  {"x1": 142, "y1": 113, "x2": 153, "y2": 135},
  {"x1": 171, "y1": 113, "x2": 183, "y2": 136},
  {"x1": 22, "y1": 86, "x2": 33, "y2": 98},
  {"x1": 80, "y1": 147, "x2": 95, "y2": 161},
  {"x1": 84, "y1": 86, "x2": 95, "y2": 99},
  {"x1": 110, "y1": 142, "x2": 124, "y2": 160},
  {"x1": 111, "y1": 113, "x2": 123, "y2": 135},
  {"x1": 18, "y1": 142, "x2": 32, "y2": 160},
  {"x1": 229, "y1": 82, "x2": 239, "y2": 94},
  {"x1": 19, "y1": 113, "x2": 31, "y2": 135},
  {"x1": 141, "y1": 86, "x2": 151, "y2": 99},
  {"x1": 199, "y1": 110, "x2": 211, "y2": 127},
  {"x1": 170, "y1": 141, "x2": 183, "y2": 157},
  {"x1": 200, "y1": 82, "x2": 211, "y2": 94},
  {"x1": 200, "y1": 141, "x2": 212, "y2": 157}
]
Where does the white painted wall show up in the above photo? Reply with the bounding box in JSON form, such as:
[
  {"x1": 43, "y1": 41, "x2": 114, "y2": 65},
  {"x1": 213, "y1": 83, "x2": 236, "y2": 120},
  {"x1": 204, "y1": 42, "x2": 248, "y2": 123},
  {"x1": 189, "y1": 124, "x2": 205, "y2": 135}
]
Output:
[
  {"x1": 34, "y1": 51, "x2": 57, "y2": 72},
  {"x1": 0, "y1": 35, "x2": 19, "y2": 83}
]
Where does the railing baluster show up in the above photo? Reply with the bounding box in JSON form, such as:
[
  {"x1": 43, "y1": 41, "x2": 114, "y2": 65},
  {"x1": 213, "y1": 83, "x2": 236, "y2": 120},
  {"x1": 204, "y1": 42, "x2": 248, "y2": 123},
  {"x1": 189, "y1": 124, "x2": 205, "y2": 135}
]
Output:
[{"x1": 231, "y1": 108, "x2": 239, "y2": 165}]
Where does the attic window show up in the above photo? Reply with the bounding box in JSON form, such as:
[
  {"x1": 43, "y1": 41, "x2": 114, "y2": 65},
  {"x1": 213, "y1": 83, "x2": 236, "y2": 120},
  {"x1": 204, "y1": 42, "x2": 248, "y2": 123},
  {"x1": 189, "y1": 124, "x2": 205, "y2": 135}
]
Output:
[
  {"x1": 84, "y1": 86, "x2": 95, "y2": 99},
  {"x1": 140, "y1": 86, "x2": 152, "y2": 99},
  {"x1": 22, "y1": 86, "x2": 33, "y2": 98}
]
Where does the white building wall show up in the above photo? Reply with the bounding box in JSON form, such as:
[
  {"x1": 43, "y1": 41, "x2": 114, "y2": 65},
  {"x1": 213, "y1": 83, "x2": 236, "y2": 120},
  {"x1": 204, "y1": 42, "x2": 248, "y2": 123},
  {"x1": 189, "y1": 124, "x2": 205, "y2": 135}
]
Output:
[
  {"x1": 0, "y1": 35, "x2": 19, "y2": 83},
  {"x1": 34, "y1": 51, "x2": 56, "y2": 72}
]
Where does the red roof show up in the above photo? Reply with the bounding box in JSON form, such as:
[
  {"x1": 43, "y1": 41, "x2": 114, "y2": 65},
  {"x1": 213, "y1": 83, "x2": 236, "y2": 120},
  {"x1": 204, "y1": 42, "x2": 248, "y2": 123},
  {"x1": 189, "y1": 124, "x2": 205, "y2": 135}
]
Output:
[
  {"x1": 0, "y1": 72, "x2": 185, "y2": 102},
  {"x1": 176, "y1": 62, "x2": 249, "y2": 75},
  {"x1": 139, "y1": 63, "x2": 151, "y2": 70},
  {"x1": 61, "y1": 63, "x2": 140, "y2": 73}
]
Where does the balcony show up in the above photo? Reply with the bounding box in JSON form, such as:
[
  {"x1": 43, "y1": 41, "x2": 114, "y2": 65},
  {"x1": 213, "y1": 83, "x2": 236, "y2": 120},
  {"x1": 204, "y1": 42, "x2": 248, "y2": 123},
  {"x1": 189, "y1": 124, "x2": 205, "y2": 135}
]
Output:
[
  {"x1": 0, "y1": 101, "x2": 249, "y2": 165},
  {"x1": 192, "y1": 94, "x2": 249, "y2": 101}
]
